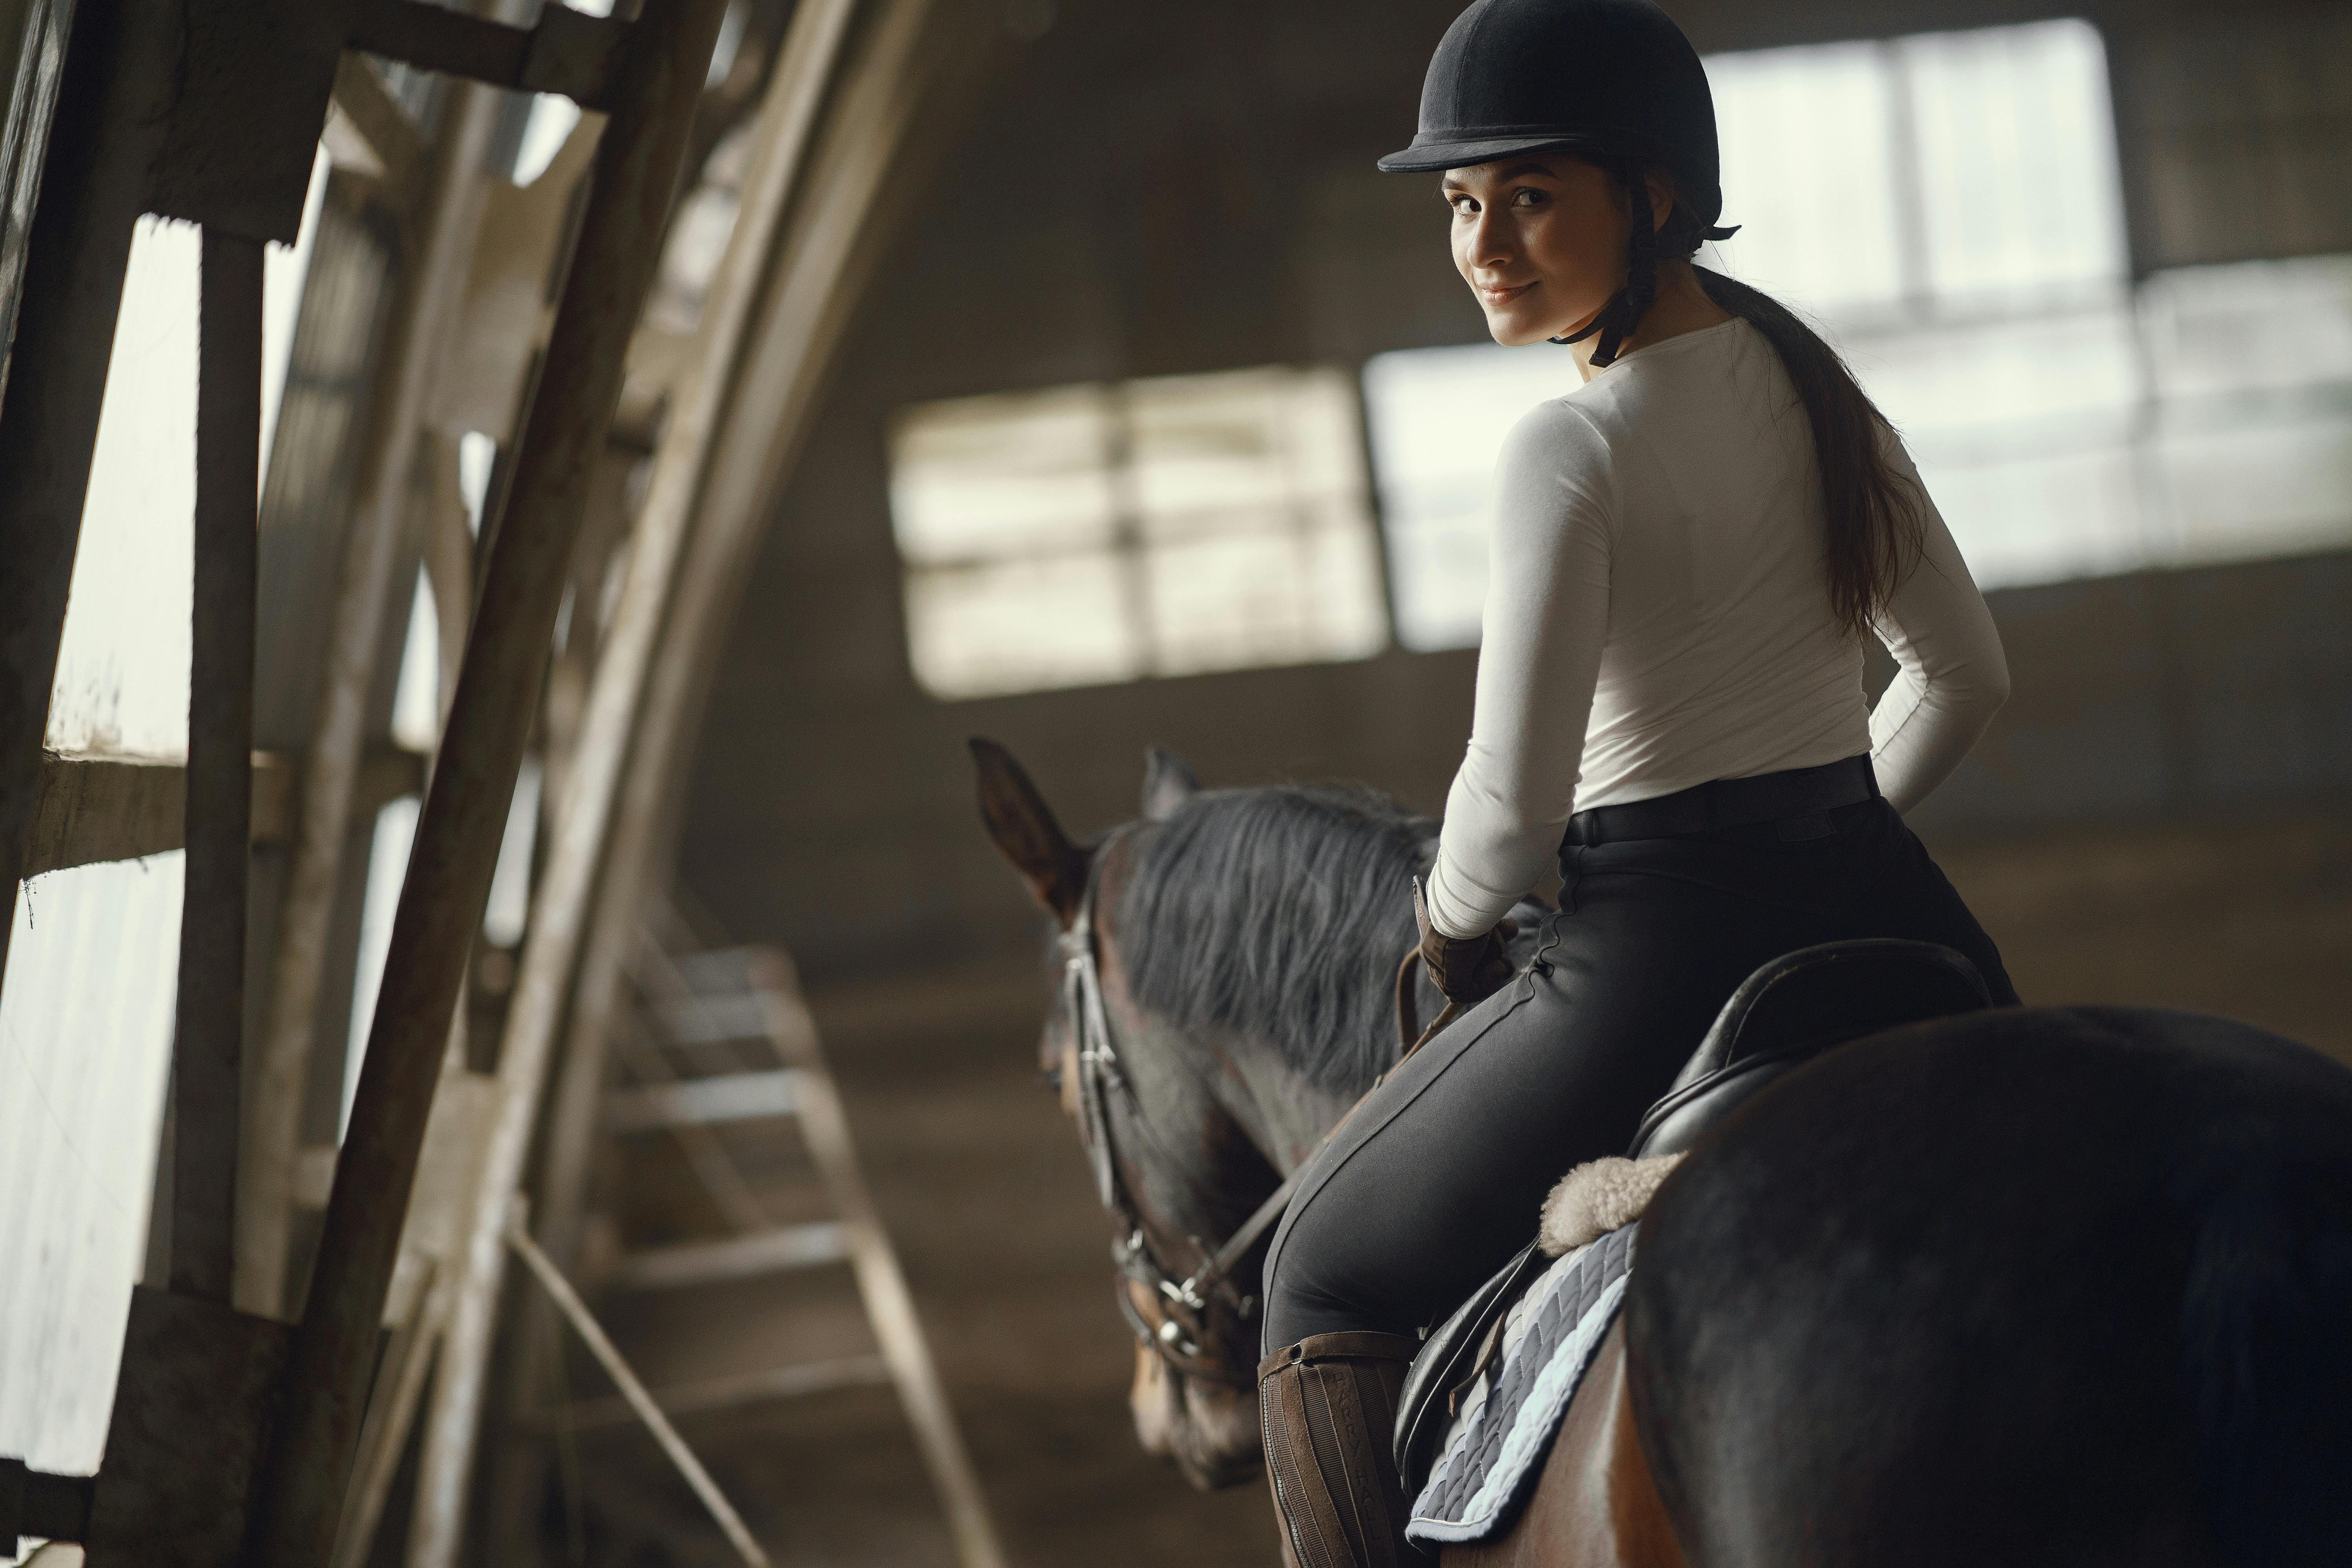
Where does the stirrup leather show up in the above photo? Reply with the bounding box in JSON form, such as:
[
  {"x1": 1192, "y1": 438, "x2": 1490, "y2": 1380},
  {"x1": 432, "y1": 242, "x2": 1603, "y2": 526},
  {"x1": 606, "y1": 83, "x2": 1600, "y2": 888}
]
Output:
[{"x1": 1259, "y1": 1332, "x2": 1426, "y2": 1568}]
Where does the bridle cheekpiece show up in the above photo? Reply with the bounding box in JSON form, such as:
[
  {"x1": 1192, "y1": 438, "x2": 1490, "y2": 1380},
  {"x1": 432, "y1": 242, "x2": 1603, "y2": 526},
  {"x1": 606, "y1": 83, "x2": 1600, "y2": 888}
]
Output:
[{"x1": 1058, "y1": 833, "x2": 1301, "y2": 1387}]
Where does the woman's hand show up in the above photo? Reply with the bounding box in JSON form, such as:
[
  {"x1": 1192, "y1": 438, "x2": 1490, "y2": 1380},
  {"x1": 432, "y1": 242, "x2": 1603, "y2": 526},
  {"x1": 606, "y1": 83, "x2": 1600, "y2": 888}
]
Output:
[{"x1": 1414, "y1": 878, "x2": 1518, "y2": 1009}]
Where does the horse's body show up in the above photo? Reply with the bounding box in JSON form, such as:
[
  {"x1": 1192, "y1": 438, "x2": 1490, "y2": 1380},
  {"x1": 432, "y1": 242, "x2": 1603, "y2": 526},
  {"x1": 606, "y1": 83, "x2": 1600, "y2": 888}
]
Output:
[
  {"x1": 1476, "y1": 1002, "x2": 2352, "y2": 1568},
  {"x1": 975, "y1": 741, "x2": 2352, "y2": 1563}
]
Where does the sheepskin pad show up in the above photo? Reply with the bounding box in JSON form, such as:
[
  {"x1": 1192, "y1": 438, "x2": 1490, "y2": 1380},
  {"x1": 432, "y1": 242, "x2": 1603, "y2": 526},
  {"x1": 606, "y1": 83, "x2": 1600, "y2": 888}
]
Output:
[
  {"x1": 1405, "y1": 1222, "x2": 1638, "y2": 1546},
  {"x1": 1539, "y1": 1152, "x2": 1684, "y2": 1256}
]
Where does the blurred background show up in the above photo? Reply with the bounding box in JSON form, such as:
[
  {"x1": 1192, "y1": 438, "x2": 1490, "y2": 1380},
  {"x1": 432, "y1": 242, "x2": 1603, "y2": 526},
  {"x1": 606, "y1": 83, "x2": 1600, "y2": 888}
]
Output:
[{"x1": 2, "y1": 0, "x2": 2347, "y2": 1563}]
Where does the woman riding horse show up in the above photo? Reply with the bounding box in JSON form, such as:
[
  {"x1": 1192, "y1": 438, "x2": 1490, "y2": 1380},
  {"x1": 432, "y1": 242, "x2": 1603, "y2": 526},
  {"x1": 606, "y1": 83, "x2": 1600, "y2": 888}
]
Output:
[{"x1": 1257, "y1": 2, "x2": 2020, "y2": 1562}]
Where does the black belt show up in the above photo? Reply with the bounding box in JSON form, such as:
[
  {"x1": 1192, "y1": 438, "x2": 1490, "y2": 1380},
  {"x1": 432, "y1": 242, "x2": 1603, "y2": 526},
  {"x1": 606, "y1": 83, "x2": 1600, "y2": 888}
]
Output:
[{"x1": 1563, "y1": 754, "x2": 1880, "y2": 848}]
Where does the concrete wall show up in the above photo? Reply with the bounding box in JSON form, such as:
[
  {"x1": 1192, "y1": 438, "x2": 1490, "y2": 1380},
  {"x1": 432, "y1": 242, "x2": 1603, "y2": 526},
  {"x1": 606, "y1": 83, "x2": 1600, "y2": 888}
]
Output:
[{"x1": 673, "y1": 0, "x2": 2352, "y2": 982}]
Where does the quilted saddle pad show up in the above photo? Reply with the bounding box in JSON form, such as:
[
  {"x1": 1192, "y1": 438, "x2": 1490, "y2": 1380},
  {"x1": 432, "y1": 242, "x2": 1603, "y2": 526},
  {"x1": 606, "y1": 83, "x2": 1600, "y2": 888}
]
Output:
[{"x1": 1404, "y1": 1221, "x2": 1637, "y2": 1547}]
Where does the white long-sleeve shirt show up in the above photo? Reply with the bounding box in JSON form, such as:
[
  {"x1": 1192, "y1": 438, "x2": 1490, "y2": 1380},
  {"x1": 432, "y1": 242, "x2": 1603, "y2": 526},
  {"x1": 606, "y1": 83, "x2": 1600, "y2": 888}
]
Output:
[{"x1": 1426, "y1": 317, "x2": 2009, "y2": 939}]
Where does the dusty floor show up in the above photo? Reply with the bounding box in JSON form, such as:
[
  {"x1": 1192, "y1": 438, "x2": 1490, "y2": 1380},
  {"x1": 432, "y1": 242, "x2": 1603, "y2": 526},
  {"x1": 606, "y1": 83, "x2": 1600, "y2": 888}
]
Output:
[{"x1": 531, "y1": 801, "x2": 2352, "y2": 1566}]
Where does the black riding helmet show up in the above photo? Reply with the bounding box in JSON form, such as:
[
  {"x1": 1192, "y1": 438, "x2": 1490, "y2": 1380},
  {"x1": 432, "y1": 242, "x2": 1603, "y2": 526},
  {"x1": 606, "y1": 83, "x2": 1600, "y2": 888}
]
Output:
[{"x1": 1381, "y1": 0, "x2": 1737, "y2": 366}]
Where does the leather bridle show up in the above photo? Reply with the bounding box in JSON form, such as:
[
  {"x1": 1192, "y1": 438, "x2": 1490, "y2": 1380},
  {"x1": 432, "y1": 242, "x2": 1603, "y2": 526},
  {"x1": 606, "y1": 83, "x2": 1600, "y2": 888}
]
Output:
[{"x1": 1058, "y1": 832, "x2": 1307, "y2": 1388}]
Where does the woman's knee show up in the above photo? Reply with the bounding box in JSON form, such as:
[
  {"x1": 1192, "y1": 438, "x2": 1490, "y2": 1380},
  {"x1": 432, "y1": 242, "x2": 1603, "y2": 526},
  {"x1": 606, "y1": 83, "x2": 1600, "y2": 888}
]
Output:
[
  {"x1": 1265, "y1": 1154, "x2": 1448, "y2": 1347},
  {"x1": 1261, "y1": 1187, "x2": 1365, "y2": 1348}
]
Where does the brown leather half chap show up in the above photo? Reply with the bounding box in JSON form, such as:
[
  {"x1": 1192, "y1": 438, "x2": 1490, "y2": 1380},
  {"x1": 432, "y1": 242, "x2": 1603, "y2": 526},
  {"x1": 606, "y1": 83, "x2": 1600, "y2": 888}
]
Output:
[{"x1": 1260, "y1": 1332, "x2": 1429, "y2": 1568}]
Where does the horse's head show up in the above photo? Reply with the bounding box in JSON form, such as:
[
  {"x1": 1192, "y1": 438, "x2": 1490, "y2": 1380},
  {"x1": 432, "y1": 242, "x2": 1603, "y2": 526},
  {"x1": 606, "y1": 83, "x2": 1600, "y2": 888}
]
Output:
[{"x1": 971, "y1": 738, "x2": 1411, "y2": 1489}]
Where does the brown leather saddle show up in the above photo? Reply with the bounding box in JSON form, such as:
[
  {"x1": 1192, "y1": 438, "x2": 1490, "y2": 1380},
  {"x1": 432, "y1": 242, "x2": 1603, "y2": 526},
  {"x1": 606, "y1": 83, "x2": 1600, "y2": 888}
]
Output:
[{"x1": 1394, "y1": 938, "x2": 1994, "y2": 1494}]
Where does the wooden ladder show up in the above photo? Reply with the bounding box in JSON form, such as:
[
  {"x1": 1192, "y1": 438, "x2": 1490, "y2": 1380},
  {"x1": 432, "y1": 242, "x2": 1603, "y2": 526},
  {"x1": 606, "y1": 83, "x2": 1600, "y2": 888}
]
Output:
[{"x1": 557, "y1": 927, "x2": 1006, "y2": 1568}]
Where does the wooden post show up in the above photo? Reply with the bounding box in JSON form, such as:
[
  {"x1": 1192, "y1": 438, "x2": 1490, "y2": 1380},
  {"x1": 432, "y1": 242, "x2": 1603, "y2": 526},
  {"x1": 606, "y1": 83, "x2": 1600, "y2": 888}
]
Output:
[
  {"x1": 238, "y1": 76, "x2": 504, "y2": 1322},
  {"x1": 0, "y1": 0, "x2": 177, "y2": 987},
  {"x1": 171, "y1": 227, "x2": 265, "y2": 1305}
]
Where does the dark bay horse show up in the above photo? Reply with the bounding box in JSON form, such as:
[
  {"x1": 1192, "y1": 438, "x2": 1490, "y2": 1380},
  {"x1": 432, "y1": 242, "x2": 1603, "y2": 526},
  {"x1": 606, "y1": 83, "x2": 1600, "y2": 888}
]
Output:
[
  {"x1": 1459, "y1": 1003, "x2": 2352, "y2": 1568},
  {"x1": 972, "y1": 737, "x2": 1470, "y2": 1487},
  {"x1": 973, "y1": 740, "x2": 2352, "y2": 1562}
]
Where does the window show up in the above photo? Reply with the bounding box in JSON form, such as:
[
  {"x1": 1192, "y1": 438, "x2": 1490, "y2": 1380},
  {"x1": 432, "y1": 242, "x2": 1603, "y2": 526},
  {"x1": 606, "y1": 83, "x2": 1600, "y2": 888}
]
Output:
[
  {"x1": 889, "y1": 366, "x2": 1387, "y2": 699},
  {"x1": 47, "y1": 159, "x2": 328, "y2": 756},
  {"x1": 1366, "y1": 344, "x2": 1586, "y2": 652},
  {"x1": 1365, "y1": 19, "x2": 2352, "y2": 648},
  {"x1": 0, "y1": 852, "x2": 183, "y2": 1474}
]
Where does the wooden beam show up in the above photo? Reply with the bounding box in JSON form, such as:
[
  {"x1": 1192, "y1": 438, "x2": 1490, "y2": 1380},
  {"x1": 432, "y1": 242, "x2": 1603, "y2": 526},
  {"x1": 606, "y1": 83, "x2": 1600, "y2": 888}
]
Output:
[
  {"x1": 22, "y1": 748, "x2": 423, "y2": 878},
  {"x1": 345, "y1": 0, "x2": 628, "y2": 112},
  {"x1": 0, "y1": 0, "x2": 179, "y2": 998},
  {"x1": 24, "y1": 755, "x2": 186, "y2": 875},
  {"x1": 240, "y1": 68, "x2": 503, "y2": 1325},
  {"x1": 324, "y1": 56, "x2": 422, "y2": 205},
  {"x1": 506, "y1": 1217, "x2": 771, "y2": 1567},
  {"x1": 521, "y1": 1354, "x2": 891, "y2": 1433},
  {"x1": 346, "y1": 0, "x2": 526, "y2": 94}
]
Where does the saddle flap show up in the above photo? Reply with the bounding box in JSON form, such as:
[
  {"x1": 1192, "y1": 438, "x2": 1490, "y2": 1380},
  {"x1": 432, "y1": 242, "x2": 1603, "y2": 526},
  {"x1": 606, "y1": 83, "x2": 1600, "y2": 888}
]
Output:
[
  {"x1": 1630, "y1": 939, "x2": 1991, "y2": 1159},
  {"x1": 1394, "y1": 1240, "x2": 1548, "y2": 1496}
]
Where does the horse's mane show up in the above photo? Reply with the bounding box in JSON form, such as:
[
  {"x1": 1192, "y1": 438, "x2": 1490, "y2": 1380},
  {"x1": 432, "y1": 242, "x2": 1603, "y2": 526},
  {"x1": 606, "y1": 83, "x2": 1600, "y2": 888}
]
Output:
[{"x1": 1114, "y1": 784, "x2": 1437, "y2": 1098}]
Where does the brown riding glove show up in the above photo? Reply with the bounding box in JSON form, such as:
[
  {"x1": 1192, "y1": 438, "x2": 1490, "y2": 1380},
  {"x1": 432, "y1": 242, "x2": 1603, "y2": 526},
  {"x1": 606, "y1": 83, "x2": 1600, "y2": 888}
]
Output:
[{"x1": 1413, "y1": 877, "x2": 1517, "y2": 1010}]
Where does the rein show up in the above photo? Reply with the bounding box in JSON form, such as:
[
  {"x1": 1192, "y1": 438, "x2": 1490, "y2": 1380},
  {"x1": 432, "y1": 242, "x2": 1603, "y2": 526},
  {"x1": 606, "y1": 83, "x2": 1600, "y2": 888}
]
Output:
[{"x1": 1060, "y1": 832, "x2": 1308, "y2": 1387}]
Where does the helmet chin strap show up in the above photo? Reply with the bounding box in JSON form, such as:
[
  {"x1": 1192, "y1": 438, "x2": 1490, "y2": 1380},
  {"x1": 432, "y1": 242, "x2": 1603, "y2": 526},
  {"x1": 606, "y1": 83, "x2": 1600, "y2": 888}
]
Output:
[{"x1": 1553, "y1": 161, "x2": 1740, "y2": 367}]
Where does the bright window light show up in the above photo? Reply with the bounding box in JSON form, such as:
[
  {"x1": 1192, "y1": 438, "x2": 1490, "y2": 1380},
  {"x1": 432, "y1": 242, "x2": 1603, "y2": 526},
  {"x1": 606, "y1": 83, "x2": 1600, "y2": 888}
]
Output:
[
  {"x1": 46, "y1": 216, "x2": 201, "y2": 756},
  {"x1": 388, "y1": 569, "x2": 441, "y2": 753},
  {"x1": 2138, "y1": 256, "x2": 2352, "y2": 569},
  {"x1": 1706, "y1": 20, "x2": 2129, "y2": 319},
  {"x1": 345, "y1": 795, "x2": 417, "y2": 1140},
  {"x1": 48, "y1": 153, "x2": 329, "y2": 758},
  {"x1": 1705, "y1": 40, "x2": 1905, "y2": 314},
  {"x1": 259, "y1": 146, "x2": 331, "y2": 481},
  {"x1": 1363, "y1": 345, "x2": 1588, "y2": 652},
  {"x1": 513, "y1": 96, "x2": 580, "y2": 187},
  {"x1": 1901, "y1": 22, "x2": 2128, "y2": 304},
  {"x1": 0, "y1": 853, "x2": 183, "y2": 1473},
  {"x1": 890, "y1": 366, "x2": 1387, "y2": 698},
  {"x1": 481, "y1": 754, "x2": 542, "y2": 948},
  {"x1": 510, "y1": 0, "x2": 612, "y2": 186}
]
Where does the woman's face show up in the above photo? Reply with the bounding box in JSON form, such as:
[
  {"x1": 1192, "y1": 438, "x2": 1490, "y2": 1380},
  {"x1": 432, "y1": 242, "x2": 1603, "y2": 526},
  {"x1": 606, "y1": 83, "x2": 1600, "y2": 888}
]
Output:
[{"x1": 1445, "y1": 154, "x2": 1631, "y2": 347}]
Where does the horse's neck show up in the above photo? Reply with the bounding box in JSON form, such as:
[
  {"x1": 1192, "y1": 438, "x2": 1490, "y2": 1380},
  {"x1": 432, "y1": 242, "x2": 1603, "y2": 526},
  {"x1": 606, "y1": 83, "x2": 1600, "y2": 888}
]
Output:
[
  {"x1": 1097, "y1": 950, "x2": 1349, "y2": 1213},
  {"x1": 1093, "y1": 829, "x2": 1376, "y2": 1185},
  {"x1": 1120, "y1": 1012, "x2": 1355, "y2": 1209},
  {"x1": 1209, "y1": 1037, "x2": 1361, "y2": 1177}
]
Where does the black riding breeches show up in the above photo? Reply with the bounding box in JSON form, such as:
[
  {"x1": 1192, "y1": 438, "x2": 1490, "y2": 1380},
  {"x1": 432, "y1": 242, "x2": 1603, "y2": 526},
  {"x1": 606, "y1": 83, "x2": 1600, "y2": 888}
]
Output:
[{"x1": 1260, "y1": 797, "x2": 2017, "y2": 1350}]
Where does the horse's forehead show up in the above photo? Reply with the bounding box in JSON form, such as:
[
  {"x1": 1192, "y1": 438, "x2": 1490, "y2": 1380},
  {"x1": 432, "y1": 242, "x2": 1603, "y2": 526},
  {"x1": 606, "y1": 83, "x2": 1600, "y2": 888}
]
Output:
[
  {"x1": 1088, "y1": 828, "x2": 1159, "y2": 989},
  {"x1": 1093, "y1": 825, "x2": 1143, "y2": 920}
]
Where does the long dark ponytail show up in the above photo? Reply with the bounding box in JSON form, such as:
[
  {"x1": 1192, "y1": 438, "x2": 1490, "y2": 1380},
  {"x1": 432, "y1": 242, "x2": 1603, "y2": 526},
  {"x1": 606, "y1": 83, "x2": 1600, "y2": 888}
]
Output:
[
  {"x1": 1693, "y1": 266, "x2": 1924, "y2": 640},
  {"x1": 1583, "y1": 160, "x2": 1925, "y2": 640}
]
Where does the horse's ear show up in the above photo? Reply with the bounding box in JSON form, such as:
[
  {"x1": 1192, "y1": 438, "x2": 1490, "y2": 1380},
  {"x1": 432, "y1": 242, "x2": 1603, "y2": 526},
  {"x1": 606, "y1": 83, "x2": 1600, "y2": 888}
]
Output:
[
  {"x1": 1140, "y1": 747, "x2": 1199, "y2": 822},
  {"x1": 969, "y1": 737, "x2": 1091, "y2": 924}
]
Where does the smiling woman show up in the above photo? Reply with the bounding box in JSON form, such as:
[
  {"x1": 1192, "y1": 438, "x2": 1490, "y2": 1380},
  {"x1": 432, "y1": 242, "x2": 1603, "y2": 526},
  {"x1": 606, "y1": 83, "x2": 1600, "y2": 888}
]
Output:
[
  {"x1": 1422, "y1": 151, "x2": 1930, "y2": 648},
  {"x1": 1438, "y1": 157, "x2": 1728, "y2": 358},
  {"x1": 1254, "y1": 4, "x2": 2022, "y2": 1564}
]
